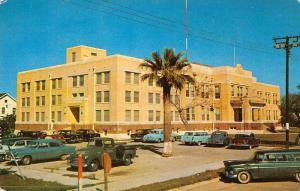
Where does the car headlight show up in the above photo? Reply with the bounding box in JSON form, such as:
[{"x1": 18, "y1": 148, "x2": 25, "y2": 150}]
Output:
[{"x1": 84, "y1": 155, "x2": 88, "y2": 159}]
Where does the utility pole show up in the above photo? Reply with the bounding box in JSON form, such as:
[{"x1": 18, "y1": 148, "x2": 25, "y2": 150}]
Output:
[
  {"x1": 185, "y1": 0, "x2": 188, "y2": 61},
  {"x1": 273, "y1": 35, "x2": 300, "y2": 149}
]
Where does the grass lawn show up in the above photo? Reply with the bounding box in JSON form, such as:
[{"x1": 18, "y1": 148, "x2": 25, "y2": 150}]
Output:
[{"x1": 0, "y1": 172, "x2": 76, "y2": 191}]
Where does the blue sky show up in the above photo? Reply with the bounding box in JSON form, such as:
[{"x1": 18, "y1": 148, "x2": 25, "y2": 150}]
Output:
[{"x1": 0, "y1": 0, "x2": 300, "y2": 97}]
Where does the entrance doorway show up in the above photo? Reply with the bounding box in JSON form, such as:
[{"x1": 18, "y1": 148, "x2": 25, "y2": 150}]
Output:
[
  {"x1": 234, "y1": 108, "x2": 242, "y2": 122},
  {"x1": 70, "y1": 107, "x2": 80, "y2": 123}
]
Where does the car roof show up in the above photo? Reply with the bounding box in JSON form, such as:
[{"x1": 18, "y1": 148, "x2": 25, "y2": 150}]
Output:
[
  {"x1": 31, "y1": 139, "x2": 62, "y2": 143},
  {"x1": 256, "y1": 149, "x2": 300, "y2": 154},
  {"x1": 213, "y1": 131, "x2": 227, "y2": 134},
  {"x1": 236, "y1": 132, "x2": 253, "y2": 135}
]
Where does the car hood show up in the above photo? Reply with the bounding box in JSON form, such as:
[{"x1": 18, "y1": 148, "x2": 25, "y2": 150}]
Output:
[
  {"x1": 76, "y1": 146, "x2": 99, "y2": 155},
  {"x1": 224, "y1": 160, "x2": 252, "y2": 166}
]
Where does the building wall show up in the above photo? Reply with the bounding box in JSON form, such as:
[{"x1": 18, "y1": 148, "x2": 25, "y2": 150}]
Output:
[
  {"x1": 0, "y1": 94, "x2": 16, "y2": 118},
  {"x1": 16, "y1": 46, "x2": 281, "y2": 134}
]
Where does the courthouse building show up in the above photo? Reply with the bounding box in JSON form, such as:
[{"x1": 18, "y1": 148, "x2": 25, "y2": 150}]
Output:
[{"x1": 16, "y1": 45, "x2": 280, "y2": 135}]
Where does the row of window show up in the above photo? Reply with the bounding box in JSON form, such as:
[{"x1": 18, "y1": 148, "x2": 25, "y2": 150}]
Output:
[
  {"x1": 125, "y1": 91, "x2": 139, "y2": 103},
  {"x1": 231, "y1": 85, "x2": 249, "y2": 97},
  {"x1": 51, "y1": 111, "x2": 62, "y2": 122},
  {"x1": 21, "y1": 97, "x2": 30, "y2": 107},
  {"x1": 72, "y1": 75, "x2": 85, "y2": 87},
  {"x1": 125, "y1": 110, "x2": 140, "y2": 121},
  {"x1": 36, "y1": 80, "x2": 46, "y2": 91},
  {"x1": 52, "y1": 95, "x2": 62, "y2": 105},
  {"x1": 36, "y1": 96, "x2": 46, "y2": 106},
  {"x1": 148, "y1": 93, "x2": 160, "y2": 104},
  {"x1": 125, "y1": 72, "x2": 140, "y2": 84},
  {"x1": 264, "y1": 92, "x2": 278, "y2": 105},
  {"x1": 148, "y1": 110, "x2": 161, "y2": 121},
  {"x1": 1, "y1": 107, "x2": 16, "y2": 115},
  {"x1": 96, "y1": 91, "x2": 110, "y2": 103},
  {"x1": 266, "y1": 110, "x2": 279, "y2": 120},
  {"x1": 21, "y1": 82, "x2": 31, "y2": 92},
  {"x1": 96, "y1": 72, "x2": 110, "y2": 84},
  {"x1": 95, "y1": 110, "x2": 110, "y2": 122},
  {"x1": 52, "y1": 78, "x2": 62, "y2": 90}
]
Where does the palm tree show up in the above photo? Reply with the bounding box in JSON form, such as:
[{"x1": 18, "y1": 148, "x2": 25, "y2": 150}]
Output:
[{"x1": 140, "y1": 48, "x2": 194, "y2": 156}]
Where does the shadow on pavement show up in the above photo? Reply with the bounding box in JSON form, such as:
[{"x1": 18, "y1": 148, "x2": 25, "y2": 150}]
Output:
[{"x1": 139, "y1": 144, "x2": 163, "y2": 155}]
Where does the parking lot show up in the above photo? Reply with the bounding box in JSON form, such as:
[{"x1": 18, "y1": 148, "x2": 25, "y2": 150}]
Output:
[{"x1": 0, "y1": 141, "x2": 280, "y2": 191}]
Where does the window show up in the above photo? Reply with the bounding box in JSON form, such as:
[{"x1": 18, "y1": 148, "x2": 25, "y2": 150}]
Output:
[
  {"x1": 186, "y1": 84, "x2": 190, "y2": 97},
  {"x1": 104, "y1": 72, "x2": 110, "y2": 83},
  {"x1": 57, "y1": 95, "x2": 62, "y2": 105},
  {"x1": 91, "y1": 52, "x2": 97, "y2": 56},
  {"x1": 134, "y1": 73, "x2": 139, "y2": 84},
  {"x1": 205, "y1": 85, "x2": 209, "y2": 98},
  {"x1": 51, "y1": 111, "x2": 55, "y2": 122},
  {"x1": 155, "y1": 93, "x2": 160, "y2": 104},
  {"x1": 26, "y1": 112, "x2": 30, "y2": 121},
  {"x1": 79, "y1": 75, "x2": 84, "y2": 86},
  {"x1": 52, "y1": 95, "x2": 56, "y2": 105},
  {"x1": 215, "y1": 108, "x2": 221, "y2": 121},
  {"x1": 22, "y1": 83, "x2": 26, "y2": 92},
  {"x1": 41, "y1": 80, "x2": 46, "y2": 90},
  {"x1": 125, "y1": 110, "x2": 131, "y2": 121},
  {"x1": 57, "y1": 78, "x2": 62, "y2": 89},
  {"x1": 57, "y1": 111, "x2": 62, "y2": 122},
  {"x1": 134, "y1": 110, "x2": 139, "y2": 121},
  {"x1": 104, "y1": 91, "x2": 110, "y2": 102},
  {"x1": 148, "y1": 110, "x2": 154, "y2": 121},
  {"x1": 36, "y1": 112, "x2": 39, "y2": 122},
  {"x1": 72, "y1": 76, "x2": 77, "y2": 87},
  {"x1": 72, "y1": 93, "x2": 77, "y2": 98},
  {"x1": 79, "y1": 93, "x2": 84, "y2": 97},
  {"x1": 186, "y1": 108, "x2": 190, "y2": 121},
  {"x1": 72, "y1": 52, "x2": 76, "y2": 62},
  {"x1": 26, "y1": 97, "x2": 30, "y2": 106},
  {"x1": 96, "y1": 110, "x2": 101, "y2": 121},
  {"x1": 231, "y1": 85, "x2": 235, "y2": 97},
  {"x1": 125, "y1": 72, "x2": 131, "y2": 83},
  {"x1": 96, "y1": 73, "x2": 102, "y2": 84},
  {"x1": 125, "y1": 91, "x2": 131, "y2": 102},
  {"x1": 1, "y1": 107, "x2": 5, "y2": 114},
  {"x1": 41, "y1": 112, "x2": 45, "y2": 121},
  {"x1": 234, "y1": 108, "x2": 242, "y2": 122},
  {"x1": 200, "y1": 85, "x2": 204, "y2": 98},
  {"x1": 41, "y1": 96, "x2": 45, "y2": 106},
  {"x1": 148, "y1": 78, "x2": 153, "y2": 86},
  {"x1": 156, "y1": 111, "x2": 161, "y2": 121},
  {"x1": 191, "y1": 107, "x2": 195, "y2": 120},
  {"x1": 104, "y1": 110, "x2": 110, "y2": 121},
  {"x1": 175, "y1": 95, "x2": 180, "y2": 105},
  {"x1": 36, "y1": 81, "x2": 40, "y2": 91},
  {"x1": 22, "y1": 112, "x2": 25, "y2": 121},
  {"x1": 96, "y1": 91, "x2": 101, "y2": 102},
  {"x1": 134, "y1": 91, "x2": 139, "y2": 103},
  {"x1": 4, "y1": 100, "x2": 7, "y2": 103},
  {"x1": 148, "y1": 93, "x2": 154, "y2": 104},
  {"x1": 52, "y1": 79, "x2": 56, "y2": 89},
  {"x1": 191, "y1": 84, "x2": 195, "y2": 97},
  {"x1": 174, "y1": 111, "x2": 180, "y2": 121},
  {"x1": 22, "y1": 98, "x2": 25, "y2": 107},
  {"x1": 12, "y1": 108, "x2": 16, "y2": 114},
  {"x1": 36, "y1": 96, "x2": 40, "y2": 106},
  {"x1": 27, "y1": 82, "x2": 30, "y2": 92},
  {"x1": 215, "y1": 85, "x2": 221, "y2": 99},
  {"x1": 246, "y1": 87, "x2": 248, "y2": 96}
]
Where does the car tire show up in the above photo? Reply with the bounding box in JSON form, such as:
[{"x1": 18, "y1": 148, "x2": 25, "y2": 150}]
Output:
[
  {"x1": 237, "y1": 171, "x2": 251, "y2": 184},
  {"x1": 158, "y1": 139, "x2": 162, "y2": 143},
  {"x1": 0, "y1": 155, "x2": 5, "y2": 162},
  {"x1": 249, "y1": 145, "x2": 252, "y2": 149},
  {"x1": 295, "y1": 172, "x2": 300, "y2": 182},
  {"x1": 60, "y1": 154, "x2": 69, "y2": 161},
  {"x1": 124, "y1": 154, "x2": 132, "y2": 166},
  {"x1": 197, "y1": 142, "x2": 202, "y2": 146},
  {"x1": 21, "y1": 156, "x2": 32, "y2": 165},
  {"x1": 88, "y1": 159, "x2": 99, "y2": 172}
]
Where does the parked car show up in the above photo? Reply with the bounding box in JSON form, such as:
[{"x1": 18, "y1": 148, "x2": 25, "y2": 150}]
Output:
[
  {"x1": 58, "y1": 130, "x2": 81, "y2": 143},
  {"x1": 9, "y1": 139, "x2": 76, "y2": 165},
  {"x1": 17, "y1": 131, "x2": 46, "y2": 139},
  {"x1": 45, "y1": 134, "x2": 65, "y2": 143},
  {"x1": 76, "y1": 129, "x2": 100, "y2": 142},
  {"x1": 207, "y1": 131, "x2": 230, "y2": 146},
  {"x1": 143, "y1": 129, "x2": 177, "y2": 143},
  {"x1": 295, "y1": 133, "x2": 300, "y2": 145},
  {"x1": 69, "y1": 137, "x2": 137, "y2": 171},
  {"x1": 181, "y1": 131, "x2": 210, "y2": 145},
  {"x1": 224, "y1": 149, "x2": 300, "y2": 184},
  {"x1": 228, "y1": 132, "x2": 260, "y2": 149},
  {"x1": 130, "y1": 129, "x2": 152, "y2": 142},
  {"x1": 0, "y1": 139, "x2": 33, "y2": 162}
]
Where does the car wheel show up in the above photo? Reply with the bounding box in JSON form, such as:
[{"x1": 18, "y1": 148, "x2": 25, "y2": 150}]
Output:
[
  {"x1": 197, "y1": 142, "x2": 202, "y2": 146},
  {"x1": 21, "y1": 156, "x2": 32, "y2": 165},
  {"x1": 124, "y1": 155, "x2": 132, "y2": 166},
  {"x1": 88, "y1": 159, "x2": 99, "y2": 172},
  {"x1": 249, "y1": 145, "x2": 252, "y2": 149},
  {"x1": 157, "y1": 139, "x2": 162, "y2": 143},
  {"x1": 295, "y1": 172, "x2": 300, "y2": 182},
  {"x1": 60, "y1": 154, "x2": 69, "y2": 160},
  {"x1": 0, "y1": 155, "x2": 5, "y2": 162},
  {"x1": 237, "y1": 171, "x2": 251, "y2": 184}
]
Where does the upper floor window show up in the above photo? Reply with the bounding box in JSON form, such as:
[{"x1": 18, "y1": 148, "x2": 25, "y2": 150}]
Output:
[
  {"x1": 156, "y1": 93, "x2": 161, "y2": 104},
  {"x1": 96, "y1": 72, "x2": 110, "y2": 84},
  {"x1": 72, "y1": 75, "x2": 84, "y2": 87},
  {"x1": 134, "y1": 91, "x2": 139, "y2": 103},
  {"x1": 148, "y1": 110, "x2": 154, "y2": 121},
  {"x1": 36, "y1": 81, "x2": 40, "y2": 91},
  {"x1": 72, "y1": 52, "x2": 76, "y2": 62},
  {"x1": 134, "y1": 73, "x2": 139, "y2": 84},
  {"x1": 103, "y1": 91, "x2": 110, "y2": 102},
  {"x1": 148, "y1": 93, "x2": 154, "y2": 104},
  {"x1": 1, "y1": 107, "x2": 5, "y2": 114},
  {"x1": 215, "y1": 108, "x2": 221, "y2": 121},
  {"x1": 79, "y1": 75, "x2": 84, "y2": 86},
  {"x1": 125, "y1": 72, "x2": 131, "y2": 83},
  {"x1": 125, "y1": 91, "x2": 131, "y2": 102},
  {"x1": 52, "y1": 79, "x2": 56, "y2": 89},
  {"x1": 91, "y1": 52, "x2": 97, "y2": 56},
  {"x1": 215, "y1": 85, "x2": 221, "y2": 99},
  {"x1": 148, "y1": 78, "x2": 153, "y2": 86},
  {"x1": 231, "y1": 85, "x2": 235, "y2": 97},
  {"x1": 41, "y1": 80, "x2": 45, "y2": 90},
  {"x1": 21, "y1": 82, "x2": 30, "y2": 92},
  {"x1": 96, "y1": 91, "x2": 102, "y2": 102}
]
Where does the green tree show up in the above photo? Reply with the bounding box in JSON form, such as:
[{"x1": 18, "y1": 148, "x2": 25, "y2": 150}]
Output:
[
  {"x1": 0, "y1": 114, "x2": 16, "y2": 136},
  {"x1": 140, "y1": 48, "x2": 194, "y2": 156}
]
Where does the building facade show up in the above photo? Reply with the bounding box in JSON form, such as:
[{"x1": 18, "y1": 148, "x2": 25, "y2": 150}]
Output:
[
  {"x1": 0, "y1": 93, "x2": 16, "y2": 119},
  {"x1": 16, "y1": 45, "x2": 280, "y2": 134}
]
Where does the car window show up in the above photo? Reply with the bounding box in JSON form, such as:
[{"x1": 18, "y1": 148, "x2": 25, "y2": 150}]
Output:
[
  {"x1": 264, "y1": 154, "x2": 276, "y2": 162},
  {"x1": 15, "y1": 141, "x2": 25, "y2": 146},
  {"x1": 95, "y1": 140, "x2": 103, "y2": 147},
  {"x1": 276, "y1": 154, "x2": 288, "y2": 161},
  {"x1": 39, "y1": 142, "x2": 48, "y2": 148},
  {"x1": 104, "y1": 140, "x2": 113, "y2": 147},
  {"x1": 294, "y1": 154, "x2": 300, "y2": 161},
  {"x1": 185, "y1": 132, "x2": 193, "y2": 136},
  {"x1": 254, "y1": 153, "x2": 264, "y2": 161},
  {"x1": 49, "y1": 142, "x2": 59, "y2": 147}
]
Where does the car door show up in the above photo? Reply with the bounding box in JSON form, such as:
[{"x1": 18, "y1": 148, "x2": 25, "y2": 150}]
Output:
[
  {"x1": 36, "y1": 142, "x2": 52, "y2": 160},
  {"x1": 103, "y1": 139, "x2": 116, "y2": 160},
  {"x1": 258, "y1": 153, "x2": 278, "y2": 178}
]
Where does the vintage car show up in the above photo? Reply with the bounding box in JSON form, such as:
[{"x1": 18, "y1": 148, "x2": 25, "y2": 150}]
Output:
[
  {"x1": 69, "y1": 137, "x2": 137, "y2": 171},
  {"x1": 228, "y1": 132, "x2": 260, "y2": 149},
  {"x1": 130, "y1": 129, "x2": 152, "y2": 142},
  {"x1": 224, "y1": 149, "x2": 300, "y2": 184},
  {"x1": 58, "y1": 130, "x2": 81, "y2": 143},
  {"x1": 0, "y1": 139, "x2": 33, "y2": 161},
  {"x1": 17, "y1": 131, "x2": 47, "y2": 139},
  {"x1": 295, "y1": 133, "x2": 300, "y2": 145},
  {"x1": 9, "y1": 139, "x2": 76, "y2": 165},
  {"x1": 207, "y1": 131, "x2": 230, "y2": 146},
  {"x1": 181, "y1": 131, "x2": 210, "y2": 145},
  {"x1": 142, "y1": 129, "x2": 177, "y2": 143},
  {"x1": 76, "y1": 129, "x2": 100, "y2": 142}
]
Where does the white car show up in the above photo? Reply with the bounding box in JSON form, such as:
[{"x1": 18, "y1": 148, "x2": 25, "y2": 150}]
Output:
[{"x1": 0, "y1": 140, "x2": 33, "y2": 162}]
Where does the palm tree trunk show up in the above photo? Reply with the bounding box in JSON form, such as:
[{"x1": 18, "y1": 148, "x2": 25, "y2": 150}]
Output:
[{"x1": 162, "y1": 86, "x2": 173, "y2": 157}]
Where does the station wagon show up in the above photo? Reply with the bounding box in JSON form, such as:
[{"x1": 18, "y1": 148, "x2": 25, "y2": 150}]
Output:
[
  {"x1": 181, "y1": 131, "x2": 210, "y2": 145},
  {"x1": 143, "y1": 129, "x2": 176, "y2": 143},
  {"x1": 224, "y1": 149, "x2": 300, "y2": 184},
  {"x1": 207, "y1": 131, "x2": 230, "y2": 146}
]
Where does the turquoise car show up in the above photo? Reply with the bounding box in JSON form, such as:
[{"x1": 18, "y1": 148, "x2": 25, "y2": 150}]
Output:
[
  {"x1": 181, "y1": 131, "x2": 210, "y2": 145},
  {"x1": 143, "y1": 129, "x2": 176, "y2": 143},
  {"x1": 8, "y1": 139, "x2": 76, "y2": 165}
]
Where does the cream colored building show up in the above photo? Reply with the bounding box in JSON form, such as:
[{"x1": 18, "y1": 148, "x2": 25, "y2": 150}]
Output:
[
  {"x1": 16, "y1": 45, "x2": 280, "y2": 134},
  {"x1": 0, "y1": 93, "x2": 16, "y2": 119}
]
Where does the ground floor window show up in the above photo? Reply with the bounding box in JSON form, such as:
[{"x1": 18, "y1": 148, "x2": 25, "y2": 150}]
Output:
[{"x1": 234, "y1": 108, "x2": 242, "y2": 122}]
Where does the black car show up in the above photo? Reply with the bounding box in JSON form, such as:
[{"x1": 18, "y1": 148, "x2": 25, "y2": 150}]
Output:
[
  {"x1": 17, "y1": 131, "x2": 46, "y2": 139},
  {"x1": 58, "y1": 130, "x2": 81, "y2": 143},
  {"x1": 130, "y1": 129, "x2": 152, "y2": 142},
  {"x1": 296, "y1": 133, "x2": 300, "y2": 145},
  {"x1": 76, "y1": 129, "x2": 100, "y2": 142}
]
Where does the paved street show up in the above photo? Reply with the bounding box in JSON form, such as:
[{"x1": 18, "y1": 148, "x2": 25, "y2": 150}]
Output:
[{"x1": 173, "y1": 178, "x2": 300, "y2": 191}]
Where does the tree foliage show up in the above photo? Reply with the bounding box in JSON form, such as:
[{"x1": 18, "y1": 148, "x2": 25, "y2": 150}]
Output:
[{"x1": 0, "y1": 114, "x2": 16, "y2": 136}]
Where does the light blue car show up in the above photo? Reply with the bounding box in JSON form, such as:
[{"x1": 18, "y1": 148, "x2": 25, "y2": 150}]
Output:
[
  {"x1": 181, "y1": 131, "x2": 210, "y2": 145},
  {"x1": 143, "y1": 129, "x2": 177, "y2": 143}
]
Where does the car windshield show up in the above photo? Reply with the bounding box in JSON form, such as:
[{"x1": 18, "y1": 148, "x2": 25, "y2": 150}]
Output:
[
  {"x1": 151, "y1": 130, "x2": 160, "y2": 134},
  {"x1": 185, "y1": 132, "x2": 193, "y2": 136}
]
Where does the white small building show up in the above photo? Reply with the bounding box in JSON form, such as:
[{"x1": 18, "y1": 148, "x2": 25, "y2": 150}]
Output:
[{"x1": 0, "y1": 93, "x2": 16, "y2": 119}]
